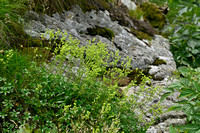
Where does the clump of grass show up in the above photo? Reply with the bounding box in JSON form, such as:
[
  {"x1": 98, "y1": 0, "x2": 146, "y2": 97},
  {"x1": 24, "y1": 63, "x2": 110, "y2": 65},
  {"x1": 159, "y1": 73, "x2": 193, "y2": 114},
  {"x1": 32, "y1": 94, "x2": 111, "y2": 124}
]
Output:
[
  {"x1": 0, "y1": 0, "x2": 28, "y2": 48},
  {"x1": 129, "y1": 7, "x2": 144, "y2": 21},
  {"x1": 149, "y1": 0, "x2": 167, "y2": 6},
  {"x1": 30, "y1": 0, "x2": 112, "y2": 14}
]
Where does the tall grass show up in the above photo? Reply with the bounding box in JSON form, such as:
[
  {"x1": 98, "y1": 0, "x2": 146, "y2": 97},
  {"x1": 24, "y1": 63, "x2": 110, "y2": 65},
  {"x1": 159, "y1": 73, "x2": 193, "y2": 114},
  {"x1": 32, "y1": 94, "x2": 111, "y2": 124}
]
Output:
[{"x1": 0, "y1": 0, "x2": 28, "y2": 48}]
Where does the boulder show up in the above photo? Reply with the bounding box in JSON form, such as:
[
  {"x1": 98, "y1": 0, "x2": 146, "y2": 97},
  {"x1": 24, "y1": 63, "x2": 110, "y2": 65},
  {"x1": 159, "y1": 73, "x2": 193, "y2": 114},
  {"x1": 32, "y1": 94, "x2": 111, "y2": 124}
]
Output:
[{"x1": 24, "y1": 5, "x2": 176, "y2": 80}]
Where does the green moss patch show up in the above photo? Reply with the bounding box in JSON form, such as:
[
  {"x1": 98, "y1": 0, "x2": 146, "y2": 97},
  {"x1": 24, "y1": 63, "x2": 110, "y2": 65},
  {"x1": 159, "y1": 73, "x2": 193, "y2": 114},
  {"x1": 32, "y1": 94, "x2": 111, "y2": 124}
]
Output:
[
  {"x1": 141, "y1": 2, "x2": 166, "y2": 30},
  {"x1": 127, "y1": 68, "x2": 150, "y2": 85},
  {"x1": 152, "y1": 58, "x2": 167, "y2": 65},
  {"x1": 130, "y1": 28, "x2": 152, "y2": 40},
  {"x1": 87, "y1": 26, "x2": 115, "y2": 40}
]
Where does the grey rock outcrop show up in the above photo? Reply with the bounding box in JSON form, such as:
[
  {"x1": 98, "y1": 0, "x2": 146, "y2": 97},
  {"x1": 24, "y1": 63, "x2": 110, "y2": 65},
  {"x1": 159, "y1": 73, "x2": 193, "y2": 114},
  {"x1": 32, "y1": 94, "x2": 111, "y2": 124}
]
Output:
[{"x1": 24, "y1": 5, "x2": 176, "y2": 80}]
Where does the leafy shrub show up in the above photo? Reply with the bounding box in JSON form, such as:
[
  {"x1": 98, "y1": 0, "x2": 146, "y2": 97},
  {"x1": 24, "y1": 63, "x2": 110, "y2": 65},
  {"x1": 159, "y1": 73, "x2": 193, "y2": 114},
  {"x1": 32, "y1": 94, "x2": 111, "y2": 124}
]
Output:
[
  {"x1": 166, "y1": 0, "x2": 200, "y2": 67},
  {"x1": 161, "y1": 67, "x2": 200, "y2": 133}
]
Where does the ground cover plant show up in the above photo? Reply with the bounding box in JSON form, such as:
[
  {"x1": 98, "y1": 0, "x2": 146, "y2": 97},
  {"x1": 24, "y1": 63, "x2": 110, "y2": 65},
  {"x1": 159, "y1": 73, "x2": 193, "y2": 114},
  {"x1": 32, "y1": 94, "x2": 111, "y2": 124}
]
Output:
[
  {"x1": 0, "y1": 28, "x2": 163, "y2": 132},
  {"x1": 3, "y1": 0, "x2": 199, "y2": 132}
]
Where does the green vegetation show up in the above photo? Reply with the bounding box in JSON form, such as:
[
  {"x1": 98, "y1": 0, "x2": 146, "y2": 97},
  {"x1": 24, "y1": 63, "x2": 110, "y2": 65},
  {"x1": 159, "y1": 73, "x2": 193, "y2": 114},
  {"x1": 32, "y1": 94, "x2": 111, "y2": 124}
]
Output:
[
  {"x1": 141, "y1": 2, "x2": 166, "y2": 30},
  {"x1": 130, "y1": 28, "x2": 152, "y2": 41},
  {"x1": 129, "y1": 8, "x2": 144, "y2": 21},
  {"x1": 87, "y1": 26, "x2": 115, "y2": 40},
  {"x1": 166, "y1": 0, "x2": 200, "y2": 68},
  {"x1": 0, "y1": 0, "x2": 28, "y2": 48},
  {"x1": 1, "y1": 0, "x2": 200, "y2": 132},
  {"x1": 149, "y1": 0, "x2": 167, "y2": 6},
  {"x1": 30, "y1": 0, "x2": 114, "y2": 14},
  {"x1": 152, "y1": 58, "x2": 167, "y2": 66},
  {"x1": 161, "y1": 67, "x2": 200, "y2": 133},
  {"x1": 0, "y1": 29, "x2": 162, "y2": 132}
]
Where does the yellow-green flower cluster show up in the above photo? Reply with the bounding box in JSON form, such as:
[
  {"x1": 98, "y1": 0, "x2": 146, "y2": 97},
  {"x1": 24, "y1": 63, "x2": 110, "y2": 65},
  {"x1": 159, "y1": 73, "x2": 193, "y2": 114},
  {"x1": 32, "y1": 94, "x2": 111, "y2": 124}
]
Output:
[{"x1": 0, "y1": 50, "x2": 14, "y2": 65}]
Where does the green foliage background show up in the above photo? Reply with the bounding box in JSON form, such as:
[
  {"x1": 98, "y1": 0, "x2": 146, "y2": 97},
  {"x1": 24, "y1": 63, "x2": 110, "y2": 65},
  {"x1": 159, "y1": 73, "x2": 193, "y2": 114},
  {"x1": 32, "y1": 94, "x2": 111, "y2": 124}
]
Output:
[{"x1": 1, "y1": 0, "x2": 200, "y2": 132}]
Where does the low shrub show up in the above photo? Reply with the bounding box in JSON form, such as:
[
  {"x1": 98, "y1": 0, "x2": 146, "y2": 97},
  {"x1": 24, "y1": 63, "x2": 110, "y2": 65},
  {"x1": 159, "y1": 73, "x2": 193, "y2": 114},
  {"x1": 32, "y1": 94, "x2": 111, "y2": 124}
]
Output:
[{"x1": 166, "y1": 0, "x2": 200, "y2": 68}]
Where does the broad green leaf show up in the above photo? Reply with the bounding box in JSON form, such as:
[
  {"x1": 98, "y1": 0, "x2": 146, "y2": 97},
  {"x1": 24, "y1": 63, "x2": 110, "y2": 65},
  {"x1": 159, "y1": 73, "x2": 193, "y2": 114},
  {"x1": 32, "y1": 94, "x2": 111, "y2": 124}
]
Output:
[
  {"x1": 195, "y1": 129, "x2": 200, "y2": 133},
  {"x1": 182, "y1": 104, "x2": 193, "y2": 115},
  {"x1": 168, "y1": 82, "x2": 183, "y2": 90},
  {"x1": 179, "y1": 78, "x2": 190, "y2": 87},
  {"x1": 179, "y1": 67, "x2": 191, "y2": 76},
  {"x1": 188, "y1": 39, "x2": 199, "y2": 49},
  {"x1": 175, "y1": 100, "x2": 189, "y2": 104},
  {"x1": 169, "y1": 125, "x2": 177, "y2": 133},
  {"x1": 163, "y1": 87, "x2": 175, "y2": 92},
  {"x1": 167, "y1": 105, "x2": 182, "y2": 112},
  {"x1": 188, "y1": 93, "x2": 199, "y2": 101},
  {"x1": 191, "y1": 49, "x2": 199, "y2": 54},
  {"x1": 192, "y1": 81, "x2": 200, "y2": 92},
  {"x1": 179, "y1": 89, "x2": 196, "y2": 99},
  {"x1": 191, "y1": 114, "x2": 200, "y2": 123},
  {"x1": 176, "y1": 124, "x2": 200, "y2": 132},
  {"x1": 160, "y1": 92, "x2": 172, "y2": 102}
]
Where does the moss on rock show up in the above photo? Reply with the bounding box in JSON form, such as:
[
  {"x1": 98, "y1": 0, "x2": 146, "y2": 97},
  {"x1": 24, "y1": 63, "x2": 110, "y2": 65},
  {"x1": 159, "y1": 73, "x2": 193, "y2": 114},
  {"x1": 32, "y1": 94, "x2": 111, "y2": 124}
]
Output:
[
  {"x1": 152, "y1": 58, "x2": 167, "y2": 65},
  {"x1": 87, "y1": 26, "x2": 115, "y2": 40},
  {"x1": 141, "y1": 2, "x2": 166, "y2": 30},
  {"x1": 130, "y1": 28, "x2": 152, "y2": 40}
]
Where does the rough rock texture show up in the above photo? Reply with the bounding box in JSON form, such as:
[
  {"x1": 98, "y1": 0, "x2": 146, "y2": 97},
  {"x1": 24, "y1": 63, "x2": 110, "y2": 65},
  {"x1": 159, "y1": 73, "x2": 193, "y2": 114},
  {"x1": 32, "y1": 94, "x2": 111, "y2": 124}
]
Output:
[
  {"x1": 24, "y1": 5, "x2": 176, "y2": 80},
  {"x1": 124, "y1": 78, "x2": 186, "y2": 133},
  {"x1": 121, "y1": 0, "x2": 137, "y2": 10}
]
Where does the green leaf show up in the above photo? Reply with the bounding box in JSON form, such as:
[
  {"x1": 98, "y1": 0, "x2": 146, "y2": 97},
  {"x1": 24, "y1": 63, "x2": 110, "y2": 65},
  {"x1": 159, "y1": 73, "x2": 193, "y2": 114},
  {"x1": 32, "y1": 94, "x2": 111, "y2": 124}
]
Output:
[
  {"x1": 179, "y1": 78, "x2": 190, "y2": 86},
  {"x1": 191, "y1": 114, "x2": 200, "y2": 123},
  {"x1": 160, "y1": 92, "x2": 173, "y2": 102},
  {"x1": 167, "y1": 105, "x2": 182, "y2": 112},
  {"x1": 188, "y1": 39, "x2": 199, "y2": 49},
  {"x1": 192, "y1": 81, "x2": 200, "y2": 92},
  {"x1": 178, "y1": 89, "x2": 196, "y2": 99},
  {"x1": 168, "y1": 82, "x2": 183, "y2": 90},
  {"x1": 191, "y1": 49, "x2": 199, "y2": 54},
  {"x1": 169, "y1": 125, "x2": 177, "y2": 133},
  {"x1": 164, "y1": 87, "x2": 175, "y2": 92},
  {"x1": 179, "y1": 67, "x2": 191, "y2": 77},
  {"x1": 182, "y1": 104, "x2": 193, "y2": 115},
  {"x1": 188, "y1": 93, "x2": 199, "y2": 101},
  {"x1": 195, "y1": 129, "x2": 200, "y2": 133},
  {"x1": 176, "y1": 124, "x2": 200, "y2": 132},
  {"x1": 175, "y1": 100, "x2": 189, "y2": 104}
]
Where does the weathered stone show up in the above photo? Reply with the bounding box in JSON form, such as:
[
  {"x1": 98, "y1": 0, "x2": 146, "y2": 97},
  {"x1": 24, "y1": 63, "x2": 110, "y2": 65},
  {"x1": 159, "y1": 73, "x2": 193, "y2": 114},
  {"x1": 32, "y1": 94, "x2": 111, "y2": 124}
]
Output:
[
  {"x1": 24, "y1": 5, "x2": 176, "y2": 80},
  {"x1": 121, "y1": 0, "x2": 137, "y2": 10}
]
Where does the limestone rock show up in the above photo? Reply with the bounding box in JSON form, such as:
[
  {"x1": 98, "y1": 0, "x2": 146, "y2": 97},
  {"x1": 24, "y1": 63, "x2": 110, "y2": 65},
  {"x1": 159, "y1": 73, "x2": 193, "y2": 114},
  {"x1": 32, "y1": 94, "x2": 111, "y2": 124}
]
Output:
[
  {"x1": 121, "y1": 0, "x2": 137, "y2": 10},
  {"x1": 24, "y1": 5, "x2": 175, "y2": 83}
]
